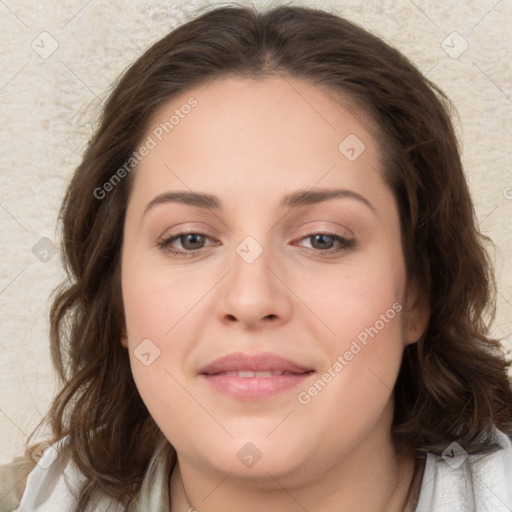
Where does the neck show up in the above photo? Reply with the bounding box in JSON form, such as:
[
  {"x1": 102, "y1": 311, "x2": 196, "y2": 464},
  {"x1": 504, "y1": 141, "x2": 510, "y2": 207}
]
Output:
[{"x1": 169, "y1": 429, "x2": 417, "y2": 512}]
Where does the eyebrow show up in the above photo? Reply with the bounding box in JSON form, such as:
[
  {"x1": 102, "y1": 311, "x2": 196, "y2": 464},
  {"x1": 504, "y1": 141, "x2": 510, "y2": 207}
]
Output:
[{"x1": 143, "y1": 187, "x2": 377, "y2": 216}]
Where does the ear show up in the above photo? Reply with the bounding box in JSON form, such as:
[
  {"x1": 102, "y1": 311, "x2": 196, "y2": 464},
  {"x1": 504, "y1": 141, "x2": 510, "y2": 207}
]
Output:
[
  {"x1": 403, "y1": 276, "x2": 429, "y2": 346},
  {"x1": 120, "y1": 326, "x2": 129, "y2": 348}
]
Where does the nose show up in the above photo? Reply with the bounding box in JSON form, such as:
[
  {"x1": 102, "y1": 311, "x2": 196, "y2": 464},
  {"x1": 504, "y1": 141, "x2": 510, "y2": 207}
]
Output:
[{"x1": 216, "y1": 238, "x2": 293, "y2": 330}]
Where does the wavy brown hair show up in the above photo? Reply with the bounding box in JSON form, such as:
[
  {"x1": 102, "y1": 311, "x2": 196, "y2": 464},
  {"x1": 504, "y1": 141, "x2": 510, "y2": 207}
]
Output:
[{"x1": 23, "y1": 2, "x2": 512, "y2": 511}]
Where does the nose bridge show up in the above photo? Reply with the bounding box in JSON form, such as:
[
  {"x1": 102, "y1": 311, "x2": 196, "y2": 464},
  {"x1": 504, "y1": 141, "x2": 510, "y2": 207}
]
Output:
[
  {"x1": 231, "y1": 232, "x2": 276, "y2": 301},
  {"x1": 218, "y1": 230, "x2": 291, "y2": 326},
  {"x1": 229, "y1": 211, "x2": 277, "y2": 281}
]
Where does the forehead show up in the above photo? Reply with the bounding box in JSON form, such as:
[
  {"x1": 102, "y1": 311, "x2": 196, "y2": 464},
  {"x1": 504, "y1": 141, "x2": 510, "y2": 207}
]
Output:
[{"x1": 129, "y1": 75, "x2": 386, "y2": 208}]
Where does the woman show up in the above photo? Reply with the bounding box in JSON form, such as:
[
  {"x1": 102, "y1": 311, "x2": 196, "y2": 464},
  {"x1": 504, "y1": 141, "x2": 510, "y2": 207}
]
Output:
[{"x1": 1, "y1": 3, "x2": 511, "y2": 511}]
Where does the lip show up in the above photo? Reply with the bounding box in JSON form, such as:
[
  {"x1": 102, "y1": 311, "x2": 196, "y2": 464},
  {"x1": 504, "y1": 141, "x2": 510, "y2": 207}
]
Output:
[
  {"x1": 198, "y1": 352, "x2": 315, "y2": 400},
  {"x1": 198, "y1": 351, "x2": 313, "y2": 375}
]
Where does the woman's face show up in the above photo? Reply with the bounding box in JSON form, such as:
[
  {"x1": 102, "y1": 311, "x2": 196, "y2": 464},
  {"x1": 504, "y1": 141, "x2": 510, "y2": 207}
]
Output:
[{"x1": 121, "y1": 76, "x2": 427, "y2": 483}]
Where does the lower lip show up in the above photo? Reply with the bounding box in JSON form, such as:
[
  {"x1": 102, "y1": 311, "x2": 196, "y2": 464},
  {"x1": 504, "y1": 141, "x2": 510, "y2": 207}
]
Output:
[{"x1": 201, "y1": 373, "x2": 315, "y2": 400}]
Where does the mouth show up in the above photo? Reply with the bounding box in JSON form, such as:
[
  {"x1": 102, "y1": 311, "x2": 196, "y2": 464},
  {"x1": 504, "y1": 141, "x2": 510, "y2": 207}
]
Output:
[
  {"x1": 198, "y1": 352, "x2": 316, "y2": 400},
  {"x1": 209, "y1": 370, "x2": 309, "y2": 377}
]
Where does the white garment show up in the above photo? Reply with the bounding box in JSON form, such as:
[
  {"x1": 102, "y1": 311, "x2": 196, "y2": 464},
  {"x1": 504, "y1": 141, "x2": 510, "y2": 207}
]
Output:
[
  {"x1": 415, "y1": 428, "x2": 512, "y2": 511},
  {"x1": 2, "y1": 428, "x2": 511, "y2": 511}
]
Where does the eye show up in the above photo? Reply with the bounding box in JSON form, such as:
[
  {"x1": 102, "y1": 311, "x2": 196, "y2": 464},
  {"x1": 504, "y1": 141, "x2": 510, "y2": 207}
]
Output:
[
  {"x1": 293, "y1": 232, "x2": 354, "y2": 255},
  {"x1": 157, "y1": 230, "x2": 215, "y2": 256},
  {"x1": 156, "y1": 230, "x2": 354, "y2": 257}
]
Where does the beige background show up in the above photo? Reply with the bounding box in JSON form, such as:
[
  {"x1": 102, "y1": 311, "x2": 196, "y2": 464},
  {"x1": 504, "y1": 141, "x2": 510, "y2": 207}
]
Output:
[{"x1": 1, "y1": 0, "x2": 511, "y2": 463}]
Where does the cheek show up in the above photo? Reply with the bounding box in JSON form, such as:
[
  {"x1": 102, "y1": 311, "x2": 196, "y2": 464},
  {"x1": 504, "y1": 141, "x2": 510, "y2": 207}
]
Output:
[
  {"x1": 305, "y1": 249, "x2": 405, "y2": 346},
  {"x1": 121, "y1": 252, "x2": 175, "y2": 389},
  {"x1": 294, "y1": 274, "x2": 405, "y2": 453},
  {"x1": 296, "y1": 243, "x2": 406, "y2": 402},
  {"x1": 122, "y1": 278, "x2": 170, "y2": 341},
  {"x1": 121, "y1": 249, "x2": 210, "y2": 400},
  {"x1": 315, "y1": 292, "x2": 403, "y2": 396},
  {"x1": 121, "y1": 247, "x2": 192, "y2": 342},
  {"x1": 121, "y1": 262, "x2": 198, "y2": 439}
]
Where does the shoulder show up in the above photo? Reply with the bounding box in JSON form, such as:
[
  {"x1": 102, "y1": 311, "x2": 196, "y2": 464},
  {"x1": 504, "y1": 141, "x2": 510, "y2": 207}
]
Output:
[
  {"x1": 0, "y1": 437, "x2": 125, "y2": 512},
  {"x1": 415, "y1": 427, "x2": 512, "y2": 512}
]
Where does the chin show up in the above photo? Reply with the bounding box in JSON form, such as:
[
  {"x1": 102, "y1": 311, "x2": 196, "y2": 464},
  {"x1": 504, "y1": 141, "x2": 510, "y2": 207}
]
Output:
[{"x1": 203, "y1": 434, "x2": 311, "y2": 479}]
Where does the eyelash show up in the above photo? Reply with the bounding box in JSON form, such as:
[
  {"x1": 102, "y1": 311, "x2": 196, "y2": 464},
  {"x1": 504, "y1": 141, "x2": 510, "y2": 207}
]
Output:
[{"x1": 156, "y1": 229, "x2": 355, "y2": 258}]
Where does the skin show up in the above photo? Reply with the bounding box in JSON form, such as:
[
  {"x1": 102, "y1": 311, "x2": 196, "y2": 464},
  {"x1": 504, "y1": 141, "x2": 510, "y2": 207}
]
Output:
[{"x1": 120, "y1": 75, "x2": 429, "y2": 512}]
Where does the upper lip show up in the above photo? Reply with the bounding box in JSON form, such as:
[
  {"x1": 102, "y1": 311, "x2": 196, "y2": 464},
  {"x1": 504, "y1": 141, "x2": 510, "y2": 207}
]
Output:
[{"x1": 198, "y1": 352, "x2": 314, "y2": 375}]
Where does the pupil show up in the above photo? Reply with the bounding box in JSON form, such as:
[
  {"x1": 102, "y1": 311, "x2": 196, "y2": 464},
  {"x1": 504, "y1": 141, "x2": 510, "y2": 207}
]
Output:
[
  {"x1": 314, "y1": 234, "x2": 332, "y2": 249},
  {"x1": 185, "y1": 234, "x2": 202, "y2": 249}
]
